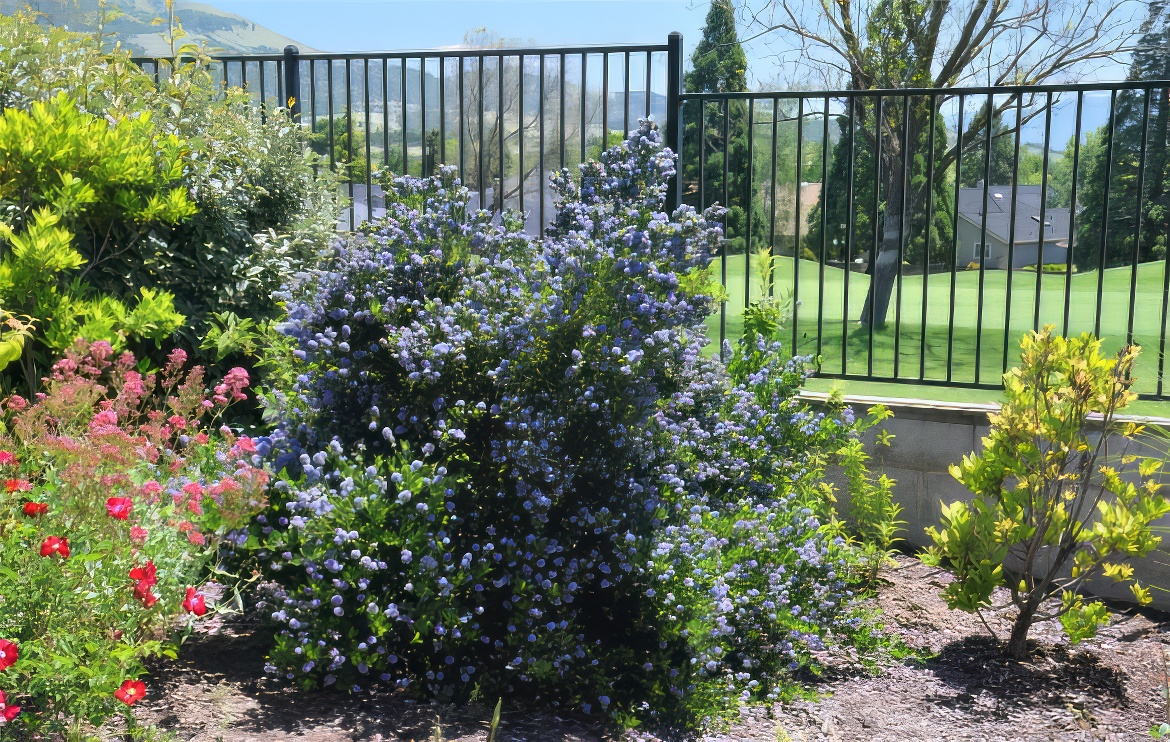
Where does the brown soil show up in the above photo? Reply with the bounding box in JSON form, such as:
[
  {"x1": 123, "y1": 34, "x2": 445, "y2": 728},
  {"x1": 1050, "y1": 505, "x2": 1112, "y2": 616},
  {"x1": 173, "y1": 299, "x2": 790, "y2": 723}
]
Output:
[{"x1": 128, "y1": 556, "x2": 1170, "y2": 742}]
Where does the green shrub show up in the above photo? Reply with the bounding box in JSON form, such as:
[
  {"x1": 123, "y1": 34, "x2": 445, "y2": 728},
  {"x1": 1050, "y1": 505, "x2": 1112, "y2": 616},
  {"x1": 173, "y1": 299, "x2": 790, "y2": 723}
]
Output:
[
  {"x1": 0, "y1": 341, "x2": 268, "y2": 737},
  {"x1": 0, "y1": 94, "x2": 193, "y2": 392},
  {"x1": 923, "y1": 328, "x2": 1170, "y2": 659},
  {"x1": 0, "y1": 11, "x2": 340, "y2": 377},
  {"x1": 1020, "y1": 262, "x2": 1074, "y2": 273}
]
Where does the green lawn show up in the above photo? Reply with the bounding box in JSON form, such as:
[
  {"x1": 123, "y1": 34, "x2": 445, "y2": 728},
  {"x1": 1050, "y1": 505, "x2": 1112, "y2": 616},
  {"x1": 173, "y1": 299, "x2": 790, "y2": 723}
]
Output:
[{"x1": 705, "y1": 254, "x2": 1170, "y2": 398}]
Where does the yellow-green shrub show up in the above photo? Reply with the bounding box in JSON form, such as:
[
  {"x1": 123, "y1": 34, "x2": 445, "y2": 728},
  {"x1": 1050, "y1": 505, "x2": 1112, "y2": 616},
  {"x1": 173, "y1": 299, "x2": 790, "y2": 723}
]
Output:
[{"x1": 923, "y1": 328, "x2": 1170, "y2": 658}]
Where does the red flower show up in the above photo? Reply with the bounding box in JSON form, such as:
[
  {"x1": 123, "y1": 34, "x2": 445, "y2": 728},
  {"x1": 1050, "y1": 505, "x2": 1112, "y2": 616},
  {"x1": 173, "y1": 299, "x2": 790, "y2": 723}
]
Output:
[
  {"x1": 182, "y1": 587, "x2": 207, "y2": 616},
  {"x1": 4, "y1": 479, "x2": 30, "y2": 494},
  {"x1": 128, "y1": 561, "x2": 157, "y2": 587},
  {"x1": 0, "y1": 689, "x2": 19, "y2": 723},
  {"x1": 0, "y1": 639, "x2": 17, "y2": 671},
  {"x1": 39, "y1": 536, "x2": 69, "y2": 558},
  {"x1": 106, "y1": 496, "x2": 133, "y2": 520},
  {"x1": 114, "y1": 679, "x2": 146, "y2": 706},
  {"x1": 21, "y1": 502, "x2": 47, "y2": 517},
  {"x1": 132, "y1": 581, "x2": 157, "y2": 608},
  {"x1": 0, "y1": 451, "x2": 16, "y2": 466}
]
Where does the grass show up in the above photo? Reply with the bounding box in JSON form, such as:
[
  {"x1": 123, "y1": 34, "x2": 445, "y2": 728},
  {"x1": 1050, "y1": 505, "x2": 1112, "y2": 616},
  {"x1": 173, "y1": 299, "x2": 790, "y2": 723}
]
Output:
[{"x1": 705, "y1": 253, "x2": 1170, "y2": 400}]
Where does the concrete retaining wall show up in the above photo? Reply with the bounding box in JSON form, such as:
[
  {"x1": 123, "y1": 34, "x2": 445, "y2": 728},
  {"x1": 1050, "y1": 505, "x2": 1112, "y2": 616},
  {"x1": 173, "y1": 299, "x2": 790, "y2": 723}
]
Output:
[{"x1": 801, "y1": 391, "x2": 1170, "y2": 611}]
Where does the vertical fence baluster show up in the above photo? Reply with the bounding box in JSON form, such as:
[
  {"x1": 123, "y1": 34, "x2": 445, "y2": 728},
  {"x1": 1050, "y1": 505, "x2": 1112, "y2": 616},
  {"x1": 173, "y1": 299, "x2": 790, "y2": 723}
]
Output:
[
  {"x1": 746, "y1": 99, "x2": 754, "y2": 314},
  {"x1": 796, "y1": 97, "x2": 805, "y2": 362},
  {"x1": 894, "y1": 94, "x2": 910, "y2": 378},
  {"x1": 1095, "y1": 90, "x2": 1118, "y2": 338},
  {"x1": 868, "y1": 95, "x2": 880, "y2": 378},
  {"x1": 920, "y1": 93, "x2": 936, "y2": 381},
  {"x1": 1002, "y1": 95, "x2": 1023, "y2": 375},
  {"x1": 1064, "y1": 92, "x2": 1084, "y2": 337},
  {"x1": 721, "y1": 99, "x2": 730, "y2": 356},
  {"x1": 1033, "y1": 93, "x2": 1053, "y2": 333},
  {"x1": 974, "y1": 92, "x2": 993, "y2": 384},
  {"x1": 364, "y1": 59, "x2": 373, "y2": 224},
  {"x1": 818, "y1": 97, "x2": 830, "y2": 362},
  {"x1": 1127, "y1": 88, "x2": 1152, "y2": 347},
  {"x1": 769, "y1": 97, "x2": 779, "y2": 304},
  {"x1": 947, "y1": 95, "x2": 964, "y2": 383},
  {"x1": 346, "y1": 58, "x2": 354, "y2": 228},
  {"x1": 844, "y1": 98, "x2": 856, "y2": 375},
  {"x1": 539, "y1": 55, "x2": 546, "y2": 229}
]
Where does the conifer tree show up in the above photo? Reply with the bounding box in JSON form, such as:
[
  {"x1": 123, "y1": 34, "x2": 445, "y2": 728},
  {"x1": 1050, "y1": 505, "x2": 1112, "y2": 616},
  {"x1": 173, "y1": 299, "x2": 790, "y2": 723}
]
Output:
[{"x1": 681, "y1": 1, "x2": 763, "y2": 256}]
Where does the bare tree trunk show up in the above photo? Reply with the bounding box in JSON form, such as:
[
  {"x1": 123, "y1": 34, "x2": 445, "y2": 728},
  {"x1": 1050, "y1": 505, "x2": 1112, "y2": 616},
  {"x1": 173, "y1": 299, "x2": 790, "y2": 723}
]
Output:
[{"x1": 1006, "y1": 602, "x2": 1038, "y2": 659}]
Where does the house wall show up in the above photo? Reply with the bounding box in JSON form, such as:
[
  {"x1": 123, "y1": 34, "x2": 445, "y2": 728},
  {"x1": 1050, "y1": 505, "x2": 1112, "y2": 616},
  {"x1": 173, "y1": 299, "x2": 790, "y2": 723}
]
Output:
[
  {"x1": 955, "y1": 219, "x2": 1068, "y2": 269},
  {"x1": 956, "y1": 218, "x2": 1007, "y2": 264}
]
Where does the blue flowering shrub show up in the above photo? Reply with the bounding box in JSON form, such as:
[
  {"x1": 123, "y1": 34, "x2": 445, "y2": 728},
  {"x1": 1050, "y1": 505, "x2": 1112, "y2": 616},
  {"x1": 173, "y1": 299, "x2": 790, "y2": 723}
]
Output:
[{"x1": 240, "y1": 121, "x2": 893, "y2": 731}]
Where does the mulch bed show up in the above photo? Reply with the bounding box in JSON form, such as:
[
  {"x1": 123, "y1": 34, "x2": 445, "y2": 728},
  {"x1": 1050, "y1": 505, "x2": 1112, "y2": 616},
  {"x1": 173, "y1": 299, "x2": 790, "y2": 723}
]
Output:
[{"x1": 127, "y1": 556, "x2": 1170, "y2": 741}]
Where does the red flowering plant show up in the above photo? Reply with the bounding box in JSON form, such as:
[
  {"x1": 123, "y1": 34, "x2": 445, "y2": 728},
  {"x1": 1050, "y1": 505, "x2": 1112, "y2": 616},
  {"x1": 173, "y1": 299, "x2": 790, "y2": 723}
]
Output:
[{"x1": 0, "y1": 341, "x2": 267, "y2": 736}]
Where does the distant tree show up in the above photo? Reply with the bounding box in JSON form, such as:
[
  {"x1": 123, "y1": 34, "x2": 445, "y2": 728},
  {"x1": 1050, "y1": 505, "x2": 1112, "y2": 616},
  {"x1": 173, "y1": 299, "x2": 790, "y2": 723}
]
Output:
[
  {"x1": 807, "y1": 103, "x2": 954, "y2": 268},
  {"x1": 308, "y1": 114, "x2": 379, "y2": 182},
  {"x1": 1074, "y1": 1, "x2": 1170, "y2": 270},
  {"x1": 960, "y1": 104, "x2": 1017, "y2": 188},
  {"x1": 681, "y1": 0, "x2": 766, "y2": 255},
  {"x1": 735, "y1": 0, "x2": 1138, "y2": 326}
]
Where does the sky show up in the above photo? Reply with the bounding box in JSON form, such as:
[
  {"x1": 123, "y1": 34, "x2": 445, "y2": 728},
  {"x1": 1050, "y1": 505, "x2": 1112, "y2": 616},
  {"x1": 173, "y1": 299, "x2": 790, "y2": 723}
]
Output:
[{"x1": 208, "y1": 0, "x2": 780, "y2": 87}]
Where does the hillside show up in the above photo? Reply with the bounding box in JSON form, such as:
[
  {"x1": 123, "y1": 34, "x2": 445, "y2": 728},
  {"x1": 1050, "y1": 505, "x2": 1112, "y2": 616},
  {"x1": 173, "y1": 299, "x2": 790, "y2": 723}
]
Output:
[{"x1": 0, "y1": 0, "x2": 315, "y2": 55}]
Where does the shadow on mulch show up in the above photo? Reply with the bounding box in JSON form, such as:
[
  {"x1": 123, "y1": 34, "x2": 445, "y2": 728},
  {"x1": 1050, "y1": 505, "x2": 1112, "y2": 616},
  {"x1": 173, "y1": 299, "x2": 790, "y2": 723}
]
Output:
[
  {"x1": 925, "y1": 635, "x2": 1129, "y2": 715},
  {"x1": 143, "y1": 617, "x2": 607, "y2": 741}
]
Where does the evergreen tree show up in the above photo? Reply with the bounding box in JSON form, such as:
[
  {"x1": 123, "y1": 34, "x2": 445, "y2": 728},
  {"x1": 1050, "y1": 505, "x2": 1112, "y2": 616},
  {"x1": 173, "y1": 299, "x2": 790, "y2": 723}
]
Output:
[
  {"x1": 680, "y1": 0, "x2": 764, "y2": 255},
  {"x1": 960, "y1": 104, "x2": 1016, "y2": 188},
  {"x1": 806, "y1": 101, "x2": 953, "y2": 268},
  {"x1": 1074, "y1": 1, "x2": 1170, "y2": 271}
]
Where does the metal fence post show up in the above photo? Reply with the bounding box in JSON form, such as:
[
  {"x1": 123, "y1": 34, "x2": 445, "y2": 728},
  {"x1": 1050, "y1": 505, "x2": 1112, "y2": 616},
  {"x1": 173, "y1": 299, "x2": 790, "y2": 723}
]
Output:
[
  {"x1": 283, "y1": 45, "x2": 301, "y2": 121},
  {"x1": 665, "y1": 32, "x2": 683, "y2": 214}
]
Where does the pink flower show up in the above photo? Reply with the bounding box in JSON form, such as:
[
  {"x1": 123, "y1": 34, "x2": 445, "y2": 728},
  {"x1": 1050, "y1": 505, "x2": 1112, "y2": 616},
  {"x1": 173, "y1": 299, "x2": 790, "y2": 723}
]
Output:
[
  {"x1": 167, "y1": 415, "x2": 187, "y2": 430},
  {"x1": 4, "y1": 395, "x2": 27, "y2": 412},
  {"x1": 5, "y1": 479, "x2": 30, "y2": 494},
  {"x1": 130, "y1": 526, "x2": 148, "y2": 543},
  {"x1": 40, "y1": 536, "x2": 69, "y2": 558},
  {"x1": 91, "y1": 408, "x2": 118, "y2": 429},
  {"x1": 106, "y1": 497, "x2": 133, "y2": 520},
  {"x1": 114, "y1": 679, "x2": 146, "y2": 706},
  {"x1": 186, "y1": 530, "x2": 206, "y2": 546},
  {"x1": 182, "y1": 587, "x2": 207, "y2": 616},
  {"x1": 129, "y1": 561, "x2": 157, "y2": 588},
  {"x1": 0, "y1": 639, "x2": 18, "y2": 671},
  {"x1": 0, "y1": 451, "x2": 16, "y2": 467},
  {"x1": 234, "y1": 436, "x2": 257, "y2": 454},
  {"x1": 194, "y1": 433, "x2": 209, "y2": 444},
  {"x1": 88, "y1": 341, "x2": 113, "y2": 365},
  {"x1": 166, "y1": 348, "x2": 188, "y2": 372},
  {"x1": 187, "y1": 499, "x2": 203, "y2": 515},
  {"x1": 0, "y1": 689, "x2": 19, "y2": 723},
  {"x1": 140, "y1": 480, "x2": 163, "y2": 502},
  {"x1": 182, "y1": 482, "x2": 204, "y2": 499},
  {"x1": 133, "y1": 582, "x2": 157, "y2": 608}
]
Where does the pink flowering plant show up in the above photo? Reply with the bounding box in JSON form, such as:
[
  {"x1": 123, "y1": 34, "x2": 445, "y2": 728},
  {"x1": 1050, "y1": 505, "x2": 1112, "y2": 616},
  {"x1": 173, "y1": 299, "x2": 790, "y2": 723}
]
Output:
[{"x1": 0, "y1": 341, "x2": 267, "y2": 737}]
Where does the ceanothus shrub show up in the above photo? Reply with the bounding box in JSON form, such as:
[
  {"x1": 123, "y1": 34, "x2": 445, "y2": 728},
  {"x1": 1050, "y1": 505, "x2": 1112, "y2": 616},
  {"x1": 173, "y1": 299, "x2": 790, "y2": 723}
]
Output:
[{"x1": 244, "y1": 122, "x2": 867, "y2": 729}]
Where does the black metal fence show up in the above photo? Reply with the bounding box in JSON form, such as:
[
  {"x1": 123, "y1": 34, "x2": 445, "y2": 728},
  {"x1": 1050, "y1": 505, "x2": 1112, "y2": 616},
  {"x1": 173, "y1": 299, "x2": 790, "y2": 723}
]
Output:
[
  {"x1": 679, "y1": 82, "x2": 1170, "y2": 399},
  {"x1": 135, "y1": 40, "x2": 1170, "y2": 400},
  {"x1": 137, "y1": 40, "x2": 676, "y2": 232}
]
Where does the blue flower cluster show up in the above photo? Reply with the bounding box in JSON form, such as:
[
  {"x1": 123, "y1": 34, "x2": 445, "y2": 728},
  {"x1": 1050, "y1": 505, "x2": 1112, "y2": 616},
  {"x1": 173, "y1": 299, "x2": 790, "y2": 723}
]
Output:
[{"x1": 244, "y1": 121, "x2": 866, "y2": 730}]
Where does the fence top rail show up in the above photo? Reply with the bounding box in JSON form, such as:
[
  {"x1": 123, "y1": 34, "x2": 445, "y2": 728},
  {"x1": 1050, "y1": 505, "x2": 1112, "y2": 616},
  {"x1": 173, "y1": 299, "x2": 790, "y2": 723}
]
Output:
[
  {"x1": 130, "y1": 42, "x2": 671, "y2": 66},
  {"x1": 680, "y1": 78, "x2": 1170, "y2": 101}
]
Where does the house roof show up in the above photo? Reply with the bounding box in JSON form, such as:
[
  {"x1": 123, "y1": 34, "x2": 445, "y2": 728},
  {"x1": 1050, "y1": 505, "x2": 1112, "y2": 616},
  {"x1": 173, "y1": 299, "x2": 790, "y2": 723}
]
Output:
[{"x1": 956, "y1": 185, "x2": 1070, "y2": 244}]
